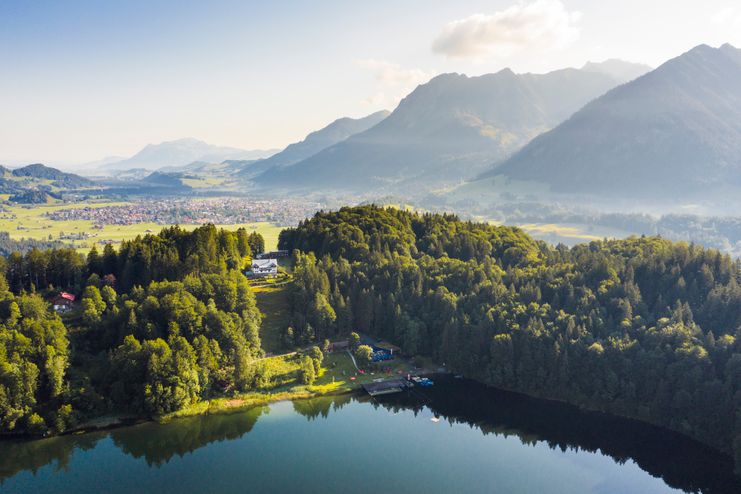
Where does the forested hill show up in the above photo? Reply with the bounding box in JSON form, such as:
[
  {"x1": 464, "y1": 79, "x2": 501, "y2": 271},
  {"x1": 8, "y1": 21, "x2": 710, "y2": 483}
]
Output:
[
  {"x1": 0, "y1": 225, "x2": 270, "y2": 436},
  {"x1": 279, "y1": 206, "x2": 741, "y2": 473},
  {"x1": 0, "y1": 165, "x2": 95, "y2": 202},
  {"x1": 10, "y1": 164, "x2": 94, "y2": 188},
  {"x1": 0, "y1": 232, "x2": 64, "y2": 256}
]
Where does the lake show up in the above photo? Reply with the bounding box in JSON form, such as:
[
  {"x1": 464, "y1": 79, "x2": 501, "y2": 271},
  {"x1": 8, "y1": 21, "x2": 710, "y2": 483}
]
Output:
[{"x1": 1, "y1": 377, "x2": 739, "y2": 494}]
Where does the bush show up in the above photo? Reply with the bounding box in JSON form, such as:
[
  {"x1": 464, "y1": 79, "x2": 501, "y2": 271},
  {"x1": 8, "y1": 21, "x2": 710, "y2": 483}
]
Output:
[
  {"x1": 355, "y1": 345, "x2": 373, "y2": 366},
  {"x1": 26, "y1": 413, "x2": 48, "y2": 435},
  {"x1": 298, "y1": 356, "x2": 316, "y2": 385}
]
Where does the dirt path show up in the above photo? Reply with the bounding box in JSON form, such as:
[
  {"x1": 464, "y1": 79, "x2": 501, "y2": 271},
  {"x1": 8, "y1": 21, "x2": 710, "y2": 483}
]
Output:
[{"x1": 346, "y1": 350, "x2": 359, "y2": 371}]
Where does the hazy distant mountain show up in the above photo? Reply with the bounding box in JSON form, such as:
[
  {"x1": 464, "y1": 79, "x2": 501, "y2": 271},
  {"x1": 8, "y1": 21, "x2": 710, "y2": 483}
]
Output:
[
  {"x1": 581, "y1": 59, "x2": 652, "y2": 82},
  {"x1": 238, "y1": 110, "x2": 390, "y2": 178},
  {"x1": 102, "y1": 138, "x2": 276, "y2": 173},
  {"x1": 489, "y1": 44, "x2": 741, "y2": 198},
  {"x1": 67, "y1": 155, "x2": 128, "y2": 173},
  {"x1": 255, "y1": 61, "x2": 648, "y2": 192}
]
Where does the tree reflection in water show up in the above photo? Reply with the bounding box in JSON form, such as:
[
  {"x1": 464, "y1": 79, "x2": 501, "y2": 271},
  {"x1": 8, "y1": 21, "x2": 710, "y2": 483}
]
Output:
[{"x1": 1, "y1": 377, "x2": 739, "y2": 493}]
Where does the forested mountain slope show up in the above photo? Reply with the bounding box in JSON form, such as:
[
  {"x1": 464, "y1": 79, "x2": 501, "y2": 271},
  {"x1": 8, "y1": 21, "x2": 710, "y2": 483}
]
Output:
[{"x1": 279, "y1": 206, "x2": 741, "y2": 472}]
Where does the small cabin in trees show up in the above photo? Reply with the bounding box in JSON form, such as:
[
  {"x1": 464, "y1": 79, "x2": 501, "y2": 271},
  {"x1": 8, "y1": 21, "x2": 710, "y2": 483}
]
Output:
[
  {"x1": 50, "y1": 292, "x2": 76, "y2": 313},
  {"x1": 328, "y1": 340, "x2": 349, "y2": 352}
]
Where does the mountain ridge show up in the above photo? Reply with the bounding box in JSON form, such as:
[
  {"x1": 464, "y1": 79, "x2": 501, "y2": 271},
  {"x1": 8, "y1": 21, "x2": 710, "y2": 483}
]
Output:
[
  {"x1": 99, "y1": 138, "x2": 277, "y2": 174},
  {"x1": 254, "y1": 60, "x2": 650, "y2": 193},
  {"x1": 486, "y1": 43, "x2": 741, "y2": 198},
  {"x1": 237, "y1": 110, "x2": 390, "y2": 179}
]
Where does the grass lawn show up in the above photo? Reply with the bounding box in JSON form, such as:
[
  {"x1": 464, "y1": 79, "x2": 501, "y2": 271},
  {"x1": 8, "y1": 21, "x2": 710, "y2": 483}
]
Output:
[
  {"x1": 254, "y1": 284, "x2": 293, "y2": 355},
  {"x1": 249, "y1": 343, "x2": 415, "y2": 396},
  {"x1": 0, "y1": 202, "x2": 283, "y2": 253},
  {"x1": 256, "y1": 354, "x2": 303, "y2": 388},
  {"x1": 315, "y1": 351, "x2": 412, "y2": 388}
]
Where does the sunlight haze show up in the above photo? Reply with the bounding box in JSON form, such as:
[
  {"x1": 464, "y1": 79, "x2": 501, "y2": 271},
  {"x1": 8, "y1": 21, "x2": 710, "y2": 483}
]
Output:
[{"x1": 1, "y1": 0, "x2": 740, "y2": 165}]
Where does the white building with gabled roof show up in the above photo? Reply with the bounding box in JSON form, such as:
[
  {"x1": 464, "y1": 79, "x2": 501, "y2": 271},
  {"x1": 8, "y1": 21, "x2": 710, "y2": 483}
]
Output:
[{"x1": 249, "y1": 258, "x2": 278, "y2": 277}]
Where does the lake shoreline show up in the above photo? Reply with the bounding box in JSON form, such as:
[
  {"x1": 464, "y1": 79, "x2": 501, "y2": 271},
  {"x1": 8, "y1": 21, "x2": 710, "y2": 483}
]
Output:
[
  {"x1": 0, "y1": 381, "x2": 363, "y2": 443},
  {"x1": 3, "y1": 374, "x2": 740, "y2": 493},
  {"x1": 4, "y1": 369, "x2": 738, "y2": 481},
  {"x1": 0, "y1": 348, "x2": 443, "y2": 443}
]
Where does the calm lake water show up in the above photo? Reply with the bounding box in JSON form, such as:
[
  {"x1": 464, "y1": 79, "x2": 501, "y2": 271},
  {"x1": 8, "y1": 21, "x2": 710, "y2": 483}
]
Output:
[{"x1": 1, "y1": 377, "x2": 739, "y2": 494}]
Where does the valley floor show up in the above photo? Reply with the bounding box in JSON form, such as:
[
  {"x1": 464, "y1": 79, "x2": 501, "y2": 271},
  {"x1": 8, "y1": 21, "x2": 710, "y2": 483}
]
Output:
[{"x1": 0, "y1": 200, "x2": 283, "y2": 252}]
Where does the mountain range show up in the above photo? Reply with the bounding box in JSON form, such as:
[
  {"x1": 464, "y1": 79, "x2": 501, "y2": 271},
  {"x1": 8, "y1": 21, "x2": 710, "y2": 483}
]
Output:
[
  {"x1": 486, "y1": 44, "x2": 741, "y2": 199},
  {"x1": 35, "y1": 43, "x2": 741, "y2": 209},
  {"x1": 253, "y1": 60, "x2": 650, "y2": 192},
  {"x1": 93, "y1": 138, "x2": 277, "y2": 174},
  {"x1": 237, "y1": 110, "x2": 390, "y2": 179}
]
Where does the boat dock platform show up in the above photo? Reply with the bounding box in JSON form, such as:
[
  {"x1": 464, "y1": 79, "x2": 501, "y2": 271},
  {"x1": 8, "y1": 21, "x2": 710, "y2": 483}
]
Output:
[{"x1": 362, "y1": 378, "x2": 409, "y2": 396}]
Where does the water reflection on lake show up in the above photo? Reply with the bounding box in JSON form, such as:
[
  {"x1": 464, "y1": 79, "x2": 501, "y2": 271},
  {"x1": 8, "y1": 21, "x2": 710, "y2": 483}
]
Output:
[{"x1": 1, "y1": 377, "x2": 738, "y2": 494}]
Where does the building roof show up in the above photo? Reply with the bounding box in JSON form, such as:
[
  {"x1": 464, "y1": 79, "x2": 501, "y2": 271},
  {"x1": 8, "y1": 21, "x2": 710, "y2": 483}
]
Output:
[
  {"x1": 54, "y1": 292, "x2": 76, "y2": 302},
  {"x1": 252, "y1": 259, "x2": 278, "y2": 268},
  {"x1": 256, "y1": 250, "x2": 289, "y2": 259}
]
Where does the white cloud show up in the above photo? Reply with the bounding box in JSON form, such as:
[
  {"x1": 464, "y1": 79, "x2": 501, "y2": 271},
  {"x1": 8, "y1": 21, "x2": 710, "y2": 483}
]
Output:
[
  {"x1": 432, "y1": 0, "x2": 581, "y2": 60},
  {"x1": 356, "y1": 59, "x2": 432, "y2": 87},
  {"x1": 709, "y1": 7, "x2": 741, "y2": 46},
  {"x1": 355, "y1": 59, "x2": 434, "y2": 108},
  {"x1": 711, "y1": 6, "x2": 741, "y2": 28}
]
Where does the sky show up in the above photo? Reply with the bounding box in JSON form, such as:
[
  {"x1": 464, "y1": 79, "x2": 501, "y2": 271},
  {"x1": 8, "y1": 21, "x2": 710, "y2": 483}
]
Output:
[{"x1": 1, "y1": 0, "x2": 740, "y2": 166}]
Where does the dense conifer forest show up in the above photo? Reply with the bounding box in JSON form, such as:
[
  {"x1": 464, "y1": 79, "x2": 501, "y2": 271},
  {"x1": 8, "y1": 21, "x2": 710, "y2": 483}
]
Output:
[{"x1": 279, "y1": 206, "x2": 741, "y2": 472}]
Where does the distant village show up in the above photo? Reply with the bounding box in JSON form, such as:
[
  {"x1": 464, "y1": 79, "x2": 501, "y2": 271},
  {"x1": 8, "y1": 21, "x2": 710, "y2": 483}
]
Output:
[{"x1": 43, "y1": 198, "x2": 323, "y2": 227}]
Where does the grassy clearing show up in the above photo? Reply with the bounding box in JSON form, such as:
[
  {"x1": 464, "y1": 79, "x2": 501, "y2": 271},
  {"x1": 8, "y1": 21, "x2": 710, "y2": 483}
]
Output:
[
  {"x1": 317, "y1": 351, "x2": 412, "y2": 387},
  {"x1": 443, "y1": 176, "x2": 552, "y2": 206},
  {"x1": 254, "y1": 284, "x2": 293, "y2": 355},
  {"x1": 0, "y1": 202, "x2": 283, "y2": 252},
  {"x1": 250, "y1": 272, "x2": 293, "y2": 290},
  {"x1": 180, "y1": 177, "x2": 229, "y2": 188},
  {"x1": 518, "y1": 222, "x2": 633, "y2": 245},
  {"x1": 518, "y1": 223, "x2": 604, "y2": 242},
  {"x1": 256, "y1": 354, "x2": 303, "y2": 388}
]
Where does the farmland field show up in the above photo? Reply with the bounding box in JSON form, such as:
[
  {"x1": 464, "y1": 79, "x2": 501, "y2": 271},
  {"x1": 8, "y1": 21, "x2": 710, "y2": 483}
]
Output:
[
  {"x1": 517, "y1": 222, "x2": 633, "y2": 245},
  {"x1": 0, "y1": 202, "x2": 284, "y2": 252}
]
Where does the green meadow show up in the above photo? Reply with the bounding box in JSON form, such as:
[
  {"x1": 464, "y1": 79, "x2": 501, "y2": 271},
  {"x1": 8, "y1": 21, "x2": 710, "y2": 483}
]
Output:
[{"x1": 0, "y1": 202, "x2": 284, "y2": 252}]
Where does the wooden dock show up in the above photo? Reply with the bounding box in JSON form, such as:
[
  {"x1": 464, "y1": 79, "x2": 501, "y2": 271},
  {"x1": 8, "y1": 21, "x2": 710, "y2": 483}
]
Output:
[{"x1": 362, "y1": 378, "x2": 408, "y2": 396}]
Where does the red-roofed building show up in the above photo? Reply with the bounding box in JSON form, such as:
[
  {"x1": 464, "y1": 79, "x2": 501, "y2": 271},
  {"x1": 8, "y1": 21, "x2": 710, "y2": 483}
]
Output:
[{"x1": 50, "y1": 292, "x2": 76, "y2": 313}]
